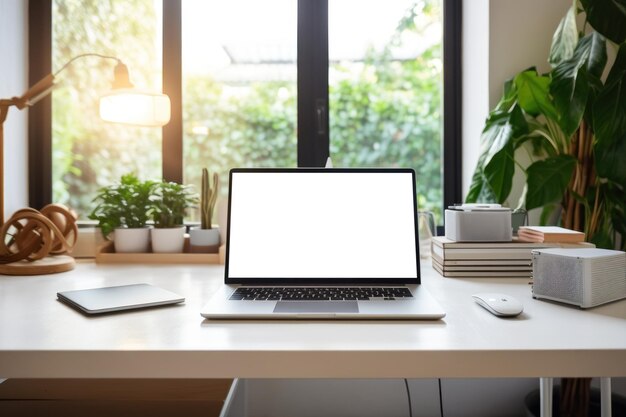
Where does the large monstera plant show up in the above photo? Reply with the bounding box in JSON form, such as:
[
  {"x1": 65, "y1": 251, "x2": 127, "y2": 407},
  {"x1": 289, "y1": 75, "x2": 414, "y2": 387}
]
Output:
[{"x1": 467, "y1": 0, "x2": 626, "y2": 251}]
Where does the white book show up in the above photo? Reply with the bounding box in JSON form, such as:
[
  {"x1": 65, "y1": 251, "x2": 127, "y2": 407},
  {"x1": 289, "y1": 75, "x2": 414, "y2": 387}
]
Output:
[
  {"x1": 431, "y1": 238, "x2": 594, "y2": 261},
  {"x1": 434, "y1": 264, "x2": 531, "y2": 272},
  {"x1": 432, "y1": 245, "x2": 535, "y2": 261},
  {"x1": 432, "y1": 262, "x2": 532, "y2": 278},
  {"x1": 435, "y1": 259, "x2": 532, "y2": 266},
  {"x1": 432, "y1": 236, "x2": 587, "y2": 249}
]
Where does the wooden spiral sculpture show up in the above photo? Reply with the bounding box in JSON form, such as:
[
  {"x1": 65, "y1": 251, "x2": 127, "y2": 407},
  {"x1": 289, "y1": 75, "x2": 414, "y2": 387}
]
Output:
[{"x1": 0, "y1": 204, "x2": 78, "y2": 267}]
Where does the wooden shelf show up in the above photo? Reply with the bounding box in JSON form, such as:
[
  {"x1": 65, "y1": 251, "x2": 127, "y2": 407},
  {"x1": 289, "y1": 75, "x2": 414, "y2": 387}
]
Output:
[{"x1": 95, "y1": 238, "x2": 224, "y2": 265}]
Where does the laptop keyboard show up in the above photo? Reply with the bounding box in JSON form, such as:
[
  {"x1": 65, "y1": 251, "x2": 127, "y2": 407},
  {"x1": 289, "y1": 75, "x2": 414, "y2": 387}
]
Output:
[{"x1": 229, "y1": 287, "x2": 413, "y2": 301}]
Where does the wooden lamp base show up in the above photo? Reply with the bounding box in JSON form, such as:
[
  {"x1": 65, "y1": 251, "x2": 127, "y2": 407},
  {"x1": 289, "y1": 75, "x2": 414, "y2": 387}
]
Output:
[{"x1": 0, "y1": 255, "x2": 75, "y2": 276}]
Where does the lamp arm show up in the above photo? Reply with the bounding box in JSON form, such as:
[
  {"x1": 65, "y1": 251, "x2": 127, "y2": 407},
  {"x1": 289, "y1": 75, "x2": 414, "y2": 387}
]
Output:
[
  {"x1": 16, "y1": 74, "x2": 55, "y2": 108},
  {"x1": 53, "y1": 53, "x2": 121, "y2": 77},
  {"x1": 5, "y1": 54, "x2": 123, "y2": 110}
]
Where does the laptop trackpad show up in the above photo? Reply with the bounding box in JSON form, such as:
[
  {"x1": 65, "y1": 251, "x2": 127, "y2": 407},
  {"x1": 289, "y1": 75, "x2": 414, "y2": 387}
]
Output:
[{"x1": 274, "y1": 301, "x2": 359, "y2": 313}]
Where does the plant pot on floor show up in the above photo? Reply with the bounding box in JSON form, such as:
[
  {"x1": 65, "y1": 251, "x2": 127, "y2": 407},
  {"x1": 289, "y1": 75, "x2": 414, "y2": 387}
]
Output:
[
  {"x1": 189, "y1": 227, "x2": 220, "y2": 253},
  {"x1": 151, "y1": 226, "x2": 186, "y2": 253},
  {"x1": 524, "y1": 386, "x2": 626, "y2": 417},
  {"x1": 113, "y1": 227, "x2": 151, "y2": 253}
]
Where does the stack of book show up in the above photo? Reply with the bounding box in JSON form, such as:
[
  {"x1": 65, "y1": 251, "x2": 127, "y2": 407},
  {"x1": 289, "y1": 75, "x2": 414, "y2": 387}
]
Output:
[
  {"x1": 517, "y1": 226, "x2": 585, "y2": 243},
  {"x1": 431, "y1": 236, "x2": 594, "y2": 278}
]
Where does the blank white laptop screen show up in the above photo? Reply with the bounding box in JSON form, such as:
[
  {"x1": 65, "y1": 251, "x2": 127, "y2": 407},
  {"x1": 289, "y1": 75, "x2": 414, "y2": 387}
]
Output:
[{"x1": 227, "y1": 170, "x2": 418, "y2": 279}]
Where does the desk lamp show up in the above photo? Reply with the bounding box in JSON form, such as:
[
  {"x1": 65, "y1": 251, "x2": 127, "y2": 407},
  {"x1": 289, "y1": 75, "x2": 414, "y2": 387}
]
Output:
[
  {"x1": 0, "y1": 53, "x2": 171, "y2": 225},
  {"x1": 0, "y1": 53, "x2": 170, "y2": 275}
]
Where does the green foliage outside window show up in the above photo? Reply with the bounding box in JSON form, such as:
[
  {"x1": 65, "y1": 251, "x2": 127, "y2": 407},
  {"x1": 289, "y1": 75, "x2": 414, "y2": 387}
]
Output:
[
  {"x1": 53, "y1": 0, "x2": 442, "y2": 222},
  {"x1": 329, "y1": 45, "x2": 442, "y2": 216}
]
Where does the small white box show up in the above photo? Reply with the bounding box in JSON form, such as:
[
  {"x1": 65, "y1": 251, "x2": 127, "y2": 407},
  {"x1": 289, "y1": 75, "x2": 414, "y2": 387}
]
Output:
[
  {"x1": 445, "y1": 206, "x2": 512, "y2": 242},
  {"x1": 532, "y1": 248, "x2": 626, "y2": 308}
]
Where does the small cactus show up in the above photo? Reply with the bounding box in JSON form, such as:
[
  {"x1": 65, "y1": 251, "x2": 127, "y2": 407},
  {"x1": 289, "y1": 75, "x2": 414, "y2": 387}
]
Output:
[{"x1": 200, "y1": 168, "x2": 219, "y2": 229}]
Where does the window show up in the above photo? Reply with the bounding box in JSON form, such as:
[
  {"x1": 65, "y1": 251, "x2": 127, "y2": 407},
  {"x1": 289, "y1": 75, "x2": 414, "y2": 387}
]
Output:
[
  {"x1": 51, "y1": 0, "x2": 163, "y2": 215},
  {"x1": 328, "y1": 0, "x2": 443, "y2": 216},
  {"x1": 30, "y1": 0, "x2": 461, "y2": 225},
  {"x1": 182, "y1": 0, "x2": 298, "y2": 201}
]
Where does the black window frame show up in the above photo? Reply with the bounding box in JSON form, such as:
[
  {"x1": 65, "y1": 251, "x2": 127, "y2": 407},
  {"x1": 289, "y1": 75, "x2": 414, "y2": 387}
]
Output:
[{"x1": 28, "y1": 0, "x2": 462, "y2": 220}]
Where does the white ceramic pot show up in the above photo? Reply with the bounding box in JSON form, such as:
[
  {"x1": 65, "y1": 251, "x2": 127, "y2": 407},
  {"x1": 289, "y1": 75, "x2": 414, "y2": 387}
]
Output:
[
  {"x1": 189, "y1": 227, "x2": 220, "y2": 253},
  {"x1": 113, "y1": 227, "x2": 151, "y2": 253},
  {"x1": 151, "y1": 226, "x2": 186, "y2": 253}
]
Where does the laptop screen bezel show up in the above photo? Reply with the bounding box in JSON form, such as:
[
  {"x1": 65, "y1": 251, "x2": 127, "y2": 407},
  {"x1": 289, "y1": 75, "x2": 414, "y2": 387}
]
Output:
[{"x1": 224, "y1": 167, "x2": 421, "y2": 285}]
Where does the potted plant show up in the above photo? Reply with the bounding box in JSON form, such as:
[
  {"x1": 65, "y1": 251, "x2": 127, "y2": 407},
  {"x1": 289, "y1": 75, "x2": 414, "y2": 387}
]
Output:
[
  {"x1": 466, "y1": 0, "x2": 626, "y2": 252},
  {"x1": 189, "y1": 168, "x2": 220, "y2": 253},
  {"x1": 467, "y1": 1, "x2": 626, "y2": 414},
  {"x1": 88, "y1": 173, "x2": 155, "y2": 253},
  {"x1": 149, "y1": 181, "x2": 198, "y2": 253}
]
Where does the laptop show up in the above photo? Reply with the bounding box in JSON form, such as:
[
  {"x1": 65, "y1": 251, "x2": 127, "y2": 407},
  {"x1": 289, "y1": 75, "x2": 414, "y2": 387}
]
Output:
[
  {"x1": 58, "y1": 283, "x2": 184, "y2": 314},
  {"x1": 201, "y1": 168, "x2": 445, "y2": 319}
]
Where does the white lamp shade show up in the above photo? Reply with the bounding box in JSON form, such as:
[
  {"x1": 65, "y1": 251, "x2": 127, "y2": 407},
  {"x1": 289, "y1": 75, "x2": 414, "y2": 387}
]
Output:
[{"x1": 99, "y1": 89, "x2": 171, "y2": 127}]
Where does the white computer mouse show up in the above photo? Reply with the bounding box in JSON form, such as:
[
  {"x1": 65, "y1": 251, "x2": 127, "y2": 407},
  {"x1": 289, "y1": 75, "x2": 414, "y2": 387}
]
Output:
[{"x1": 472, "y1": 293, "x2": 523, "y2": 317}]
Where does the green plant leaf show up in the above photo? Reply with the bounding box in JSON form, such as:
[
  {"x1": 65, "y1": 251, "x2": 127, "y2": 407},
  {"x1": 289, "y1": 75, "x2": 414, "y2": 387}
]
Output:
[
  {"x1": 149, "y1": 181, "x2": 199, "y2": 228},
  {"x1": 466, "y1": 105, "x2": 527, "y2": 204},
  {"x1": 607, "y1": 183, "x2": 626, "y2": 250},
  {"x1": 590, "y1": 229, "x2": 614, "y2": 250},
  {"x1": 466, "y1": 147, "x2": 498, "y2": 204},
  {"x1": 465, "y1": 162, "x2": 487, "y2": 204},
  {"x1": 465, "y1": 161, "x2": 498, "y2": 204},
  {"x1": 483, "y1": 140, "x2": 515, "y2": 204},
  {"x1": 580, "y1": 0, "x2": 626, "y2": 44},
  {"x1": 549, "y1": 5, "x2": 579, "y2": 67},
  {"x1": 88, "y1": 173, "x2": 156, "y2": 236},
  {"x1": 593, "y1": 44, "x2": 626, "y2": 185},
  {"x1": 594, "y1": 131, "x2": 626, "y2": 185},
  {"x1": 514, "y1": 70, "x2": 558, "y2": 120},
  {"x1": 583, "y1": 72, "x2": 605, "y2": 131},
  {"x1": 551, "y1": 33, "x2": 606, "y2": 138},
  {"x1": 482, "y1": 105, "x2": 528, "y2": 166},
  {"x1": 495, "y1": 78, "x2": 517, "y2": 112},
  {"x1": 525, "y1": 155, "x2": 576, "y2": 210},
  {"x1": 585, "y1": 33, "x2": 608, "y2": 79}
]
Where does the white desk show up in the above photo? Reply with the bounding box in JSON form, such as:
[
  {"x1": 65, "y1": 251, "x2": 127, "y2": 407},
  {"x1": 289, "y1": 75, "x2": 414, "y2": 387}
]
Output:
[{"x1": 0, "y1": 262, "x2": 625, "y2": 416}]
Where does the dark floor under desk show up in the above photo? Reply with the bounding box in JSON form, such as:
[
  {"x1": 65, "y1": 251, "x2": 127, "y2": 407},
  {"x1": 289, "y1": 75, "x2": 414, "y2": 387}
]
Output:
[{"x1": 0, "y1": 378, "x2": 233, "y2": 417}]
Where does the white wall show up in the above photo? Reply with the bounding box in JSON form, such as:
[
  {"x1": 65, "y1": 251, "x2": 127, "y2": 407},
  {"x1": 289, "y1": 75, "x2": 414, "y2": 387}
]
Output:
[
  {"x1": 0, "y1": 0, "x2": 29, "y2": 220},
  {"x1": 461, "y1": 0, "x2": 489, "y2": 196}
]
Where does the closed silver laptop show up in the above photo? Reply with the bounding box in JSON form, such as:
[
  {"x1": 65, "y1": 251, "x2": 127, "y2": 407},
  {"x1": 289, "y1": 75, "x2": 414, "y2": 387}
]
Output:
[
  {"x1": 58, "y1": 283, "x2": 184, "y2": 314},
  {"x1": 201, "y1": 168, "x2": 445, "y2": 319}
]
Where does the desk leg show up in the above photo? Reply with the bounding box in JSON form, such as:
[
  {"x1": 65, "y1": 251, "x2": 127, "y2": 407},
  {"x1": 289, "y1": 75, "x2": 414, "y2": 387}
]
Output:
[
  {"x1": 600, "y1": 377, "x2": 611, "y2": 417},
  {"x1": 540, "y1": 377, "x2": 554, "y2": 417}
]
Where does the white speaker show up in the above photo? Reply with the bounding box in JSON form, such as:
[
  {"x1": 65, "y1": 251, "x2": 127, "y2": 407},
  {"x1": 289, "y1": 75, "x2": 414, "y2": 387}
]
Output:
[
  {"x1": 532, "y1": 248, "x2": 626, "y2": 308},
  {"x1": 445, "y1": 206, "x2": 512, "y2": 242}
]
